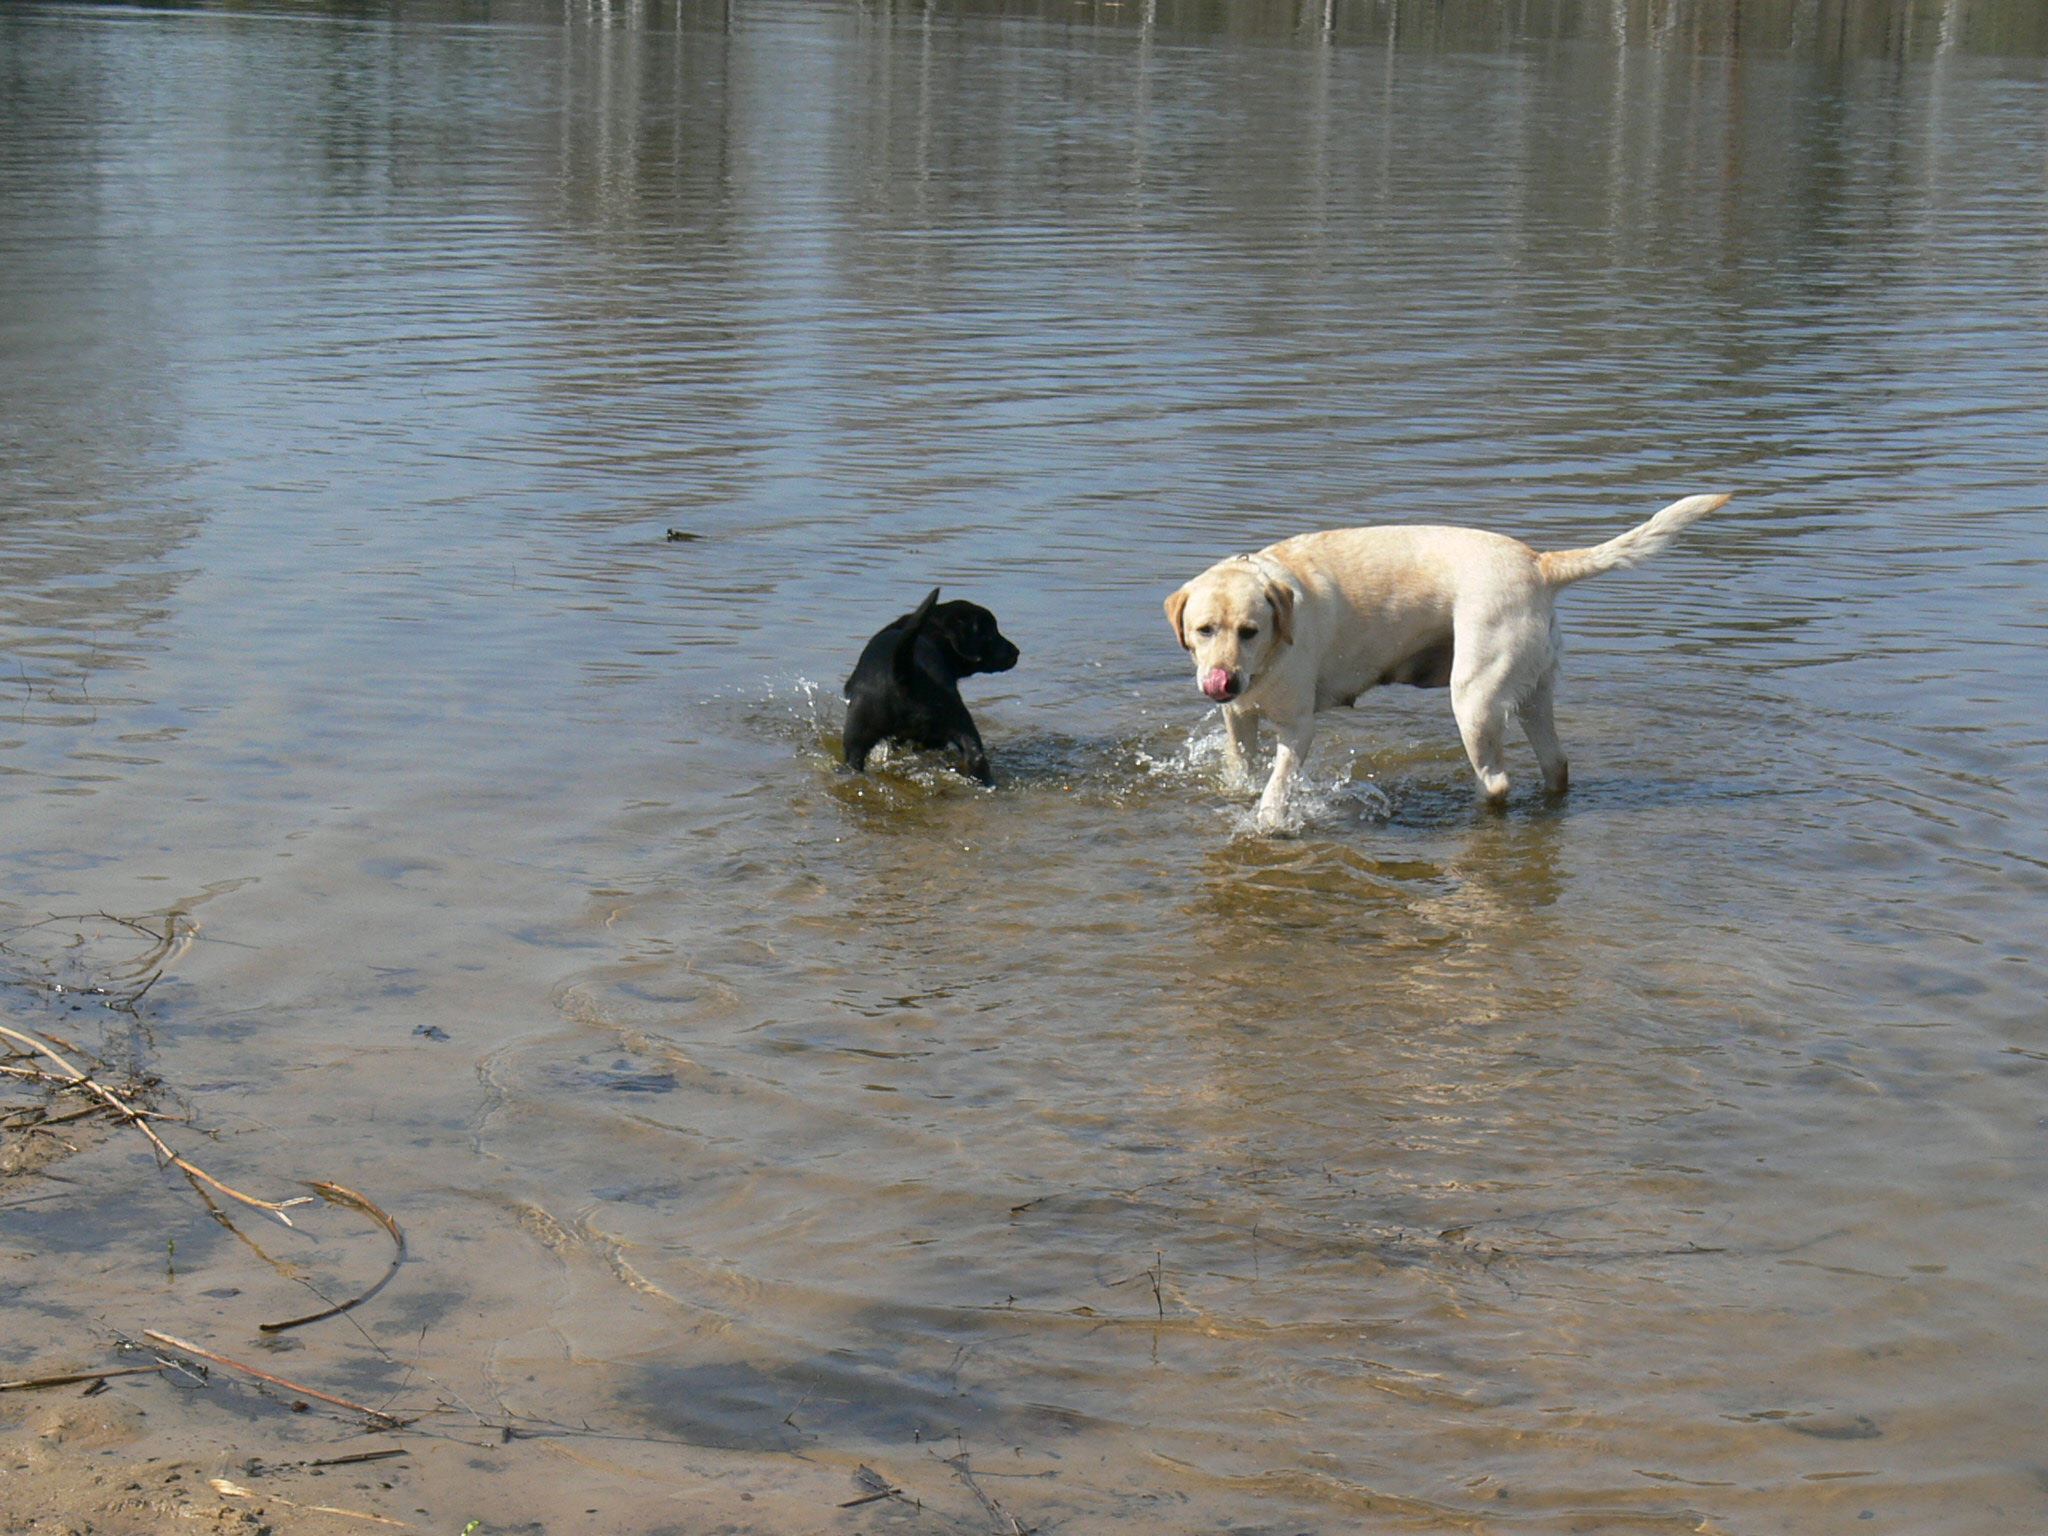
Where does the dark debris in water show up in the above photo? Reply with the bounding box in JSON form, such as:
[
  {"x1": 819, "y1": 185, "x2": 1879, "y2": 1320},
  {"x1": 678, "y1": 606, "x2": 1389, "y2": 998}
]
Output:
[
  {"x1": 618, "y1": 1351, "x2": 1072, "y2": 1454},
  {"x1": 1785, "y1": 1413, "x2": 1883, "y2": 1441},
  {"x1": 562, "y1": 1057, "x2": 680, "y2": 1094},
  {"x1": 605, "y1": 1072, "x2": 678, "y2": 1093},
  {"x1": 592, "y1": 1180, "x2": 689, "y2": 1206}
]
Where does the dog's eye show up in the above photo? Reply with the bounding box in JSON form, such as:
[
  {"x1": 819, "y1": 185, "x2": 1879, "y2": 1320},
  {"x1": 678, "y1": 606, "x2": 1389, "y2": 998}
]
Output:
[
  {"x1": 1194, "y1": 624, "x2": 1215, "y2": 637},
  {"x1": 1238, "y1": 625, "x2": 1259, "y2": 640}
]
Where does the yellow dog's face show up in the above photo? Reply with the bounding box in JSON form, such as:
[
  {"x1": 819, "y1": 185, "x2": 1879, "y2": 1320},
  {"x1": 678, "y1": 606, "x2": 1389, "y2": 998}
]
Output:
[{"x1": 1164, "y1": 560, "x2": 1294, "y2": 703}]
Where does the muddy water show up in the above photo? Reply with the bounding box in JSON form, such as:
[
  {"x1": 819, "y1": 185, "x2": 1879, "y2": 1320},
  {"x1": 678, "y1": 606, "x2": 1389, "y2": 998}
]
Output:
[{"x1": 4, "y1": 2, "x2": 2047, "y2": 1531}]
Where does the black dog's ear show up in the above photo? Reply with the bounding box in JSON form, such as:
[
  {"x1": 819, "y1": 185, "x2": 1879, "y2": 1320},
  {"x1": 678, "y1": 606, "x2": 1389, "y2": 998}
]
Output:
[{"x1": 889, "y1": 588, "x2": 942, "y2": 681}]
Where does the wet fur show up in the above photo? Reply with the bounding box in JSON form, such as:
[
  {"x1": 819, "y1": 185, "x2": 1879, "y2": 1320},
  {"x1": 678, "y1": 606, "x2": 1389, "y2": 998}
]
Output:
[
  {"x1": 843, "y1": 588, "x2": 1020, "y2": 785},
  {"x1": 1165, "y1": 493, "x2": 1732, "y2": 829}
]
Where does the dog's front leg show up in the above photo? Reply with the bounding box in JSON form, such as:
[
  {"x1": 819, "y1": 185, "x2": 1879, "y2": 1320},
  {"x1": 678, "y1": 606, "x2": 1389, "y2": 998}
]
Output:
[
  {"x1": 1254, "y1": 719, "x2": 1316, "y2": 832},
  {"x1": 954, "y1": 735, "x2": 993, "y2": 786},
  {"x1": 1220, "y1": 703, "x2": 1260, "y2": 792}
]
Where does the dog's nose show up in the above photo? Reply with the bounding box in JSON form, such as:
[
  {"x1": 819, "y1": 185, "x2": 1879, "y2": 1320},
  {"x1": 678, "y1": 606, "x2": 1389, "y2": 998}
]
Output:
[{"x1": 1200, "y1": 667, "x2": 1238, "y2": 702}]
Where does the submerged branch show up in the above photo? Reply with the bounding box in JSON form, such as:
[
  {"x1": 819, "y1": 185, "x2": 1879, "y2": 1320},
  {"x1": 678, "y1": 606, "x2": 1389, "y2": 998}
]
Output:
[
  {"x1": 0, "y1": 1022, "x2": 311, "y2": 1225},
  {"x1": 260, "y1": 1180, "x2": 408, "y2": 1333},
  {"x1": 142, "y1": 1330, "x2": 410, "y2": 1429}
]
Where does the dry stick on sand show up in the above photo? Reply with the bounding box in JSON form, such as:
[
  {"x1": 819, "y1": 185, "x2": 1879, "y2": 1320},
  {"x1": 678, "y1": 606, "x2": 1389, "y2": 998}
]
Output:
[
  {"x1": 142, "y1": 1331, "x2": 410, "y2": 1429},
  {"x1": 0, "y1": 1022, "x2": 313, "y2": 1226},
  {"x1": 210, "y1": 1476, "x2": 408, "y2": 1529},
  {"x1": 0, "y1": 1365, "x2": 167, "y2": 1393}
]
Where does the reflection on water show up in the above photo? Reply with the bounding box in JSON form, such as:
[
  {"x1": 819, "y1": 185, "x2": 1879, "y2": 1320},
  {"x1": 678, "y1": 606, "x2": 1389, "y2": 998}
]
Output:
[{"x1": 3, "y1": 0, "x2": 2047, "y2": 1531}]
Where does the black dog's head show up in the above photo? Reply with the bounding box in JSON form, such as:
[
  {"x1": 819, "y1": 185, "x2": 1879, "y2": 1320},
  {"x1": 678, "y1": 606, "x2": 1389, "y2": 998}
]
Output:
[{"x1": 923, "y1": 598, "x2": 1020, "y2": 678}]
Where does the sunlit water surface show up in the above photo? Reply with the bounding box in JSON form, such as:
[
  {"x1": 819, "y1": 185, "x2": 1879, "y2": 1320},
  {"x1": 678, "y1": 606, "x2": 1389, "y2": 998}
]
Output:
[{"x1": 3, "y1": 2, "x2": 2046, "y2": 1531}]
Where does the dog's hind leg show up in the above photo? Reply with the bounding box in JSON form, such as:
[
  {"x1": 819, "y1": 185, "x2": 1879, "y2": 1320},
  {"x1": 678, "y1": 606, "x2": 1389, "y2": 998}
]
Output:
[
  {"x1": 1517, "y1": 675, "x2": 1569, "y2": 796},
  {"x1": 943, "y1": 714, "x2": 993, "y2": 785}
]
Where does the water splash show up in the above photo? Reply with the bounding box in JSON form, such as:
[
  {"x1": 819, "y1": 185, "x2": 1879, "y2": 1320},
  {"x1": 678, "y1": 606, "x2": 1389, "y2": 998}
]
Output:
[
  {"x1": 1223, "y1": 774, "x2": 1395, "y2": 839},
  {"x1": 1138, "y1": 713, "x2": 1395, "y2": 835},
  {"x1": 744, "y1": 674, "x2": 841, "y2": 744},
  {"x1": 747, "y1": 682, "x2": 1396, "y2": 828},
  {"x1": 1132, "y1": 714, "x2": 1237, "y2": 786}
]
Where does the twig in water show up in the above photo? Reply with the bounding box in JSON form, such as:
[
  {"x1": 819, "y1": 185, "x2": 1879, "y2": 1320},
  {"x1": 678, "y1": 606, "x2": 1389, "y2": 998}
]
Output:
[
  {"x1": 0, "y1": 1023, "x2": 312, "y2": 1226},
  {"x1": 260, "y1": 1181, "x2": 408, "y2": 1333},
  {"x1": 36, "y1": 1101, "x2": 116, "y2": 1127},
  {"x1": 781, "y1": 1385, "x2": 815, "y2": 1429},
  {"x1": 307, "y1": 1448, "x2": 409, "y2": 1468},
  {"x1": 838, "y1": 1464, "x2": 914, "y2": 1509},
  {"x1": 938, "y1": 1450, "x2": 1033, "y2": 1536},
  {"x1": 142, "y1": 1331, "x2": 410, "y2": 1429}
]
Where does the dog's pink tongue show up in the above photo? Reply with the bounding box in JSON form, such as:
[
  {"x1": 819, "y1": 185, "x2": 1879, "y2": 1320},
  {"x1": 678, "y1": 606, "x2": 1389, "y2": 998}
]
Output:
[{"x1": 1201, "y1": 668, "x2": 1235, "y2": 701}]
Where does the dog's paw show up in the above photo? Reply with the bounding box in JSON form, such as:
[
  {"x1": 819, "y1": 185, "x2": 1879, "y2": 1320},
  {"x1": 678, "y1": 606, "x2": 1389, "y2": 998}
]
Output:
[{"x1": 1245, "y1": 801, "x2": 1302, "y2": 838}]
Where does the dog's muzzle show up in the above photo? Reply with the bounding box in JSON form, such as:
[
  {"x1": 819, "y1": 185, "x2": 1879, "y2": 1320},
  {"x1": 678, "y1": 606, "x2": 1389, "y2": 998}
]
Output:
[{"x1": 1200, "y1": 667, "x2": 1239, "y2": 702}]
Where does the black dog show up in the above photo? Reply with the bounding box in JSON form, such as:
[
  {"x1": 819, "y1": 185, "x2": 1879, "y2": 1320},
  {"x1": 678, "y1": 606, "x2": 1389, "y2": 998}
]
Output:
[{"x1": 842, "y1": 588, "x2": 1020, "y2": 785}]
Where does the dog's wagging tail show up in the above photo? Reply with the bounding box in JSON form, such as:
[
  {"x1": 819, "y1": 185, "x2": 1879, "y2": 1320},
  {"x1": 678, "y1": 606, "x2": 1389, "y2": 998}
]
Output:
[{"x1": 1533, "y1": 491, "x2": 1730, "y2": 586}]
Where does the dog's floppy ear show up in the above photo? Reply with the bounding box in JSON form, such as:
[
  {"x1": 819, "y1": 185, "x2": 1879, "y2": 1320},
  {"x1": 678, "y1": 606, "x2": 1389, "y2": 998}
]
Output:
[
  {"x1": 1165, "y1": 586, "x2": 1192, "y2": 650},
  {"x1": 1263, "y1": 580, "x2": 1294, "y2": 648}
]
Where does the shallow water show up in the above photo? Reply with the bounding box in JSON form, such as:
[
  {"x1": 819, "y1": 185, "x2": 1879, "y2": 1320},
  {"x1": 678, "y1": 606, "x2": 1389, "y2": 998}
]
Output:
[{"x1": 4, "y1": 1, "x2": 2047, "y2": 1531}]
